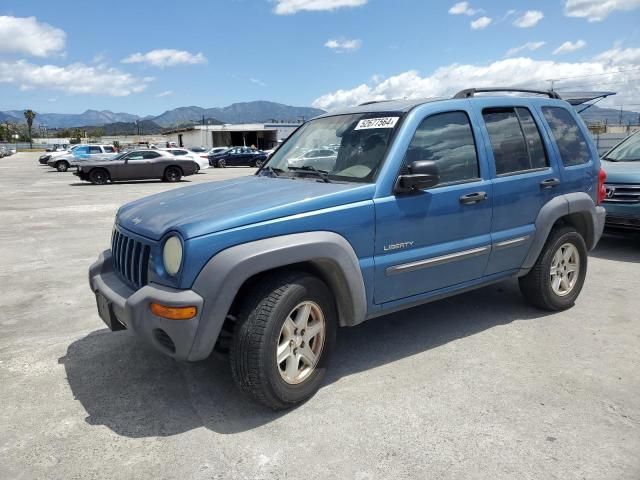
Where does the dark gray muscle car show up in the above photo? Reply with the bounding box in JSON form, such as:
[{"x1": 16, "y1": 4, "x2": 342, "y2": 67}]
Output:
[{"x1": 74, "y1": 149, "x2": 199, "y2": 184}]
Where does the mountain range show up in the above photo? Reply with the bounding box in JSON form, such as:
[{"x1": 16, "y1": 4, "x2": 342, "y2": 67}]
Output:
[
  {"x1": 1, "y1": 101, "x2": 638, "y2": 131},
  {"x1": 0, "y1": 101, "x2": 326, "y2": 129}
]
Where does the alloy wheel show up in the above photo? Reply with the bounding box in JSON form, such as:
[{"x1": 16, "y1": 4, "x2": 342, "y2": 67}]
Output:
[
  {"x1": 276, "y1": 301, "x2": 326, "y2": 385},
  {"x1": 550, "y1": 242, "x2": 580, "y2": 296}
]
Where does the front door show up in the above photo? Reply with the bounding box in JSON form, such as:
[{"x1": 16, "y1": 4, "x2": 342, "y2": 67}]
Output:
[{"x1": 374, "y1": 109, "x2": 493, "y2": 304}]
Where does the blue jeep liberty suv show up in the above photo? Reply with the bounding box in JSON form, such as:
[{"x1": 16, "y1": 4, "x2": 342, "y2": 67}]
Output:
[{"x1": 89, "y1": 88, "x2": 607, "y2": 409}]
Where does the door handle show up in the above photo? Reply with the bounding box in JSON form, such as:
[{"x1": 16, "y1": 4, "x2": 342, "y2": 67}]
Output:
[
  {"x1": 459, "y1": 191, "x2": 487, "y2": 205},
  {"x1": 540, "y1": 178, "x2": 560, "y2": 188}
]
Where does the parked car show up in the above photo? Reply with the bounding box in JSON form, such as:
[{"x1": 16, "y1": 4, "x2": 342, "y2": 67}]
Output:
[
  {"x1": 75, "y1": 149, "x2": 199, "y2": 184},
  {"x1": 208, "y1": 146, "x2": 267, "y2": 168},
  {"x1": 47, "y1": 145, "x2": 117, "y2": 171},
  {"x1": 207, "y1": 147, "x2": 229, "y2": 156},
  {"x1": 161, "y1": 148, "x2": 209, "y2": 171},
  {"x1": 0, "y1": 146, "x2": 9, "y2": 157},
  {"x1": 39, "y1": 145, "x2": 80, "y2": 165},
  {"x1": 286, "y1": 148, "x2": 338, "y2": 171},
  {"x1": 88, "y1": 88, "x2": 606, "y2": 409},
  {"x1": 601, "y1": 131, "x2": 640, "y2": 230}
]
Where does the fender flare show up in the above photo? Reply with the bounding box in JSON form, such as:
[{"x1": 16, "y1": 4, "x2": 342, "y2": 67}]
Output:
[
  {"x1": 187, "y1": 231, "x2": 367, "y2": 361},
  {"x1": 521, "y1": 192, "x2": 602, "y2": 273}
]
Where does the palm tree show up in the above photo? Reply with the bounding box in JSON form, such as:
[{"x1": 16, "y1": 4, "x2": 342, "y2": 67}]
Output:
[{"x1": 24, "y1": 110, "x2": 36, "y2": 149}]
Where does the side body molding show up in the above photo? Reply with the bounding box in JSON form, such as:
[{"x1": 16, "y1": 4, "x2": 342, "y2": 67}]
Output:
[
  {"x1": 520, "y1": 192, "x2": 603, "y2": 274},
  {"x1": 188, "y1": 231, "x2": 367, "y2": 361}
]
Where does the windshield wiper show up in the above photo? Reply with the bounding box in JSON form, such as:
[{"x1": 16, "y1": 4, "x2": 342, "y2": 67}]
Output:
[
  {"x1": 287, "y1": 165, "x2": 332, "y2": 183},
  {"x1": 261, "y1": 165, "x2": 285, "y2": 177}
]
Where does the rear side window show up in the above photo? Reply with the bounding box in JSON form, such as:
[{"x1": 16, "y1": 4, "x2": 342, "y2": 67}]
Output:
[
  {"x1": 103, "y1": 146, "x2": 115, "y2": 153},
  {"x1": 88, "y1": 146, "x2": 102, "y2": 154},
  {"x1": 542, "y1": 107, "x2": 591, "y2": 166},
  {"x1": 404, "y1": 111, "x2": 479, "y2": 185},
  {"x1": 482, "y1": 107, "x2": 548, "y2": 175}
]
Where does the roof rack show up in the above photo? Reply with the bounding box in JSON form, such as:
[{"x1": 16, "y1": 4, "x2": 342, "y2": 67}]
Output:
[
  {"x1": 453, "y1": 88, "x2": 561, "y2": 100},
  {"x1": 358, "y1": 99, "x2": 397, "y2": 106}
]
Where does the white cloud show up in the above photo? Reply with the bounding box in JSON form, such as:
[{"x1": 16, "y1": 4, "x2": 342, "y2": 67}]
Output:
[
  {"x1": 0, "y1": 16, "x2": 66, "y2": 57},
  {"x1": 156, "y1": 90, "x2": 173, "y2": 97},
  {"x1": 311, "y1": 46, "x2": 640, "y2": 111},
  {"x1": 470, "y1": 16, "x2": 492, "y2": 29},
  {"x1": 448, "y1": 2, "x2": 480, "y2": 15},
  {"x1": 325, "y1": 38, "x2": 362, "y2": 52},
  {"x1": 122, "y1": 49, "x2": 207, "y2": 68},
  {"x1": 250, "y1": 78, "x2": 267, "y2": 86},
  {"x1": 506, "y1": 41, "x2": 546, "y2": 57},
  {"x1": 553, "y1": 39, "x2": 587, "y2": 55},
  {"x1": 273, "y1": 0, "x2": 367, "y2": 14},
  {"x1": 513, "y1": 10, "x2": 544, "y2": 28},
  {"x1": 0, "y1": 60, "x2": 151, "y2": 96},
  {"x1": 564, "y1": 0, "x2": 640, "y2": 21}
]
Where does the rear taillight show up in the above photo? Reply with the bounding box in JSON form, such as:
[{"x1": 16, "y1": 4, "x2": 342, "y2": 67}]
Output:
[{"x1": 597, "y1": 168, "x2": 607, "y2": 205}]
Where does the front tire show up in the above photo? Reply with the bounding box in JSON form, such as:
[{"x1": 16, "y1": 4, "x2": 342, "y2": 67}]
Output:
[
  {"x1": 164, "y1": 166, "x2": 182, "y2": 182},
  {"x1": 519, "y1": 226, "x2": 587, "y2": 311},
  {"x1": 56, "y1": 161, "x2": 69, "y2": 172},
  {"x1": 88, "y1": 168, "x2": 109, "y2": 185},
  {"x1": 230, "y1": 271, "x2": 337, "y2": 410}
]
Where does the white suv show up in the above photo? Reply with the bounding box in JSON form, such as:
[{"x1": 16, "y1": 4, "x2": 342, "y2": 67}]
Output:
[{"x1": 47, "y1": 145, "x2": 118, "y2": 172}]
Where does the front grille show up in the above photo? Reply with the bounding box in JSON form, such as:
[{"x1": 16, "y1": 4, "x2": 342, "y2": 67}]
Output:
[
  {"x1": 111, "y1": 228, "x2": 151, "y2": 290},
  {"x1": 604, "y1": 183, "x2": 640, "y2": 204}
]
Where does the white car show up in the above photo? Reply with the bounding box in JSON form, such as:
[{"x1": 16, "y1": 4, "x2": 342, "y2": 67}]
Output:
[
  {"x1": 287, "y1": 148, "x2": 337, "y2": 171},
  {"x1": 163, "y1": 148, "x2": 209, "y2": 171}
]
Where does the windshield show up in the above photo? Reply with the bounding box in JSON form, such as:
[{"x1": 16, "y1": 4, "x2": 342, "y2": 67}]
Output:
[
  {"x1": 605, "y1": 132, "x2": 640, "y2": 162},
  {"x1": 265, "y1": 113, "x2": 402, "y2": 182}
]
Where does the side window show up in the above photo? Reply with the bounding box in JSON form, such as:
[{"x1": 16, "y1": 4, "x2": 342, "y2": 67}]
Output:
[
  {"x1": 76, "y1": 146, "x2": 89, "y2": 154},
  {"x1": 542, "y1": 107, "x2": 591, "y2": 166},
  {"x1": 126, "y1": 152, "x2": 144, "y2": 161},
  {"x1": 103, "y1": 146, "x2": 115, "y2": 153},
  {"x1": 88, "y1": 146, "x2": 102, "y2": 154},
  {"x1": 405, "y1": 111, "x2": 479, "y2": 185},
  {"x1": 142, "y1": 151, "x2": 161, "y2": 159},
  {"x1": 482, "y1": 107, "x2": 548, "y2": 175}
]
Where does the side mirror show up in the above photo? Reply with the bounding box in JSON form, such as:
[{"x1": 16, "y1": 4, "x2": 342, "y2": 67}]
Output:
[{"x1": 395, "y1": 160, "x2": 440, "y2": 194}]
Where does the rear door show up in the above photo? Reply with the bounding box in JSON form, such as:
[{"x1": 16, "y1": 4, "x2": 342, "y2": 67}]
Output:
[
  {"x1": 374, "y1": 108, "x2": 493, "y2": 304},
  {"x1": 471, "y1": 100, "x2": 561, "y2": 275},
  {"x1": 539, "y1": 106, "x2": 596, "y2": 197}
]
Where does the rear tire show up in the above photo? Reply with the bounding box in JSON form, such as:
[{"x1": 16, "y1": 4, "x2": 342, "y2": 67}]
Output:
[
  {"x1": 56, "y1": 161, "x2": 69, "y2": 172},
  {"x1": 164, "y1": 166, "x2": 182, "y2": 182},
  {"x1": 217, "y1": 159, "x2": 227, "y2": 168},
  {"x1": 230, "y1": 271, "x2": 337, "y2": 410},
  {"x1": 89, "y1": 168, "x2": 109, "y2": 185},
  {"x1": 254, "y1": 158, "x2": 265, "y2": 168},
  {"x1": 519, "y1": 226, "x2": 587, "y2": 311}
]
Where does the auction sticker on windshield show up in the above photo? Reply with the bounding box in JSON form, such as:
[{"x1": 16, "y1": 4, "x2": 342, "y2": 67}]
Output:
[{"x1": 355, "y1": 117, "x2": 399, "y2": 130}]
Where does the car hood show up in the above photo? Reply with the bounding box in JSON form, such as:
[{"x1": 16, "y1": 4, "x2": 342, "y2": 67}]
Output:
[
  {"x1": 116, "y1": 175, "x2": 375, "y2": 240},
  {"x1": 601, "y1": 159, "x2": 640, "y2": 184}
]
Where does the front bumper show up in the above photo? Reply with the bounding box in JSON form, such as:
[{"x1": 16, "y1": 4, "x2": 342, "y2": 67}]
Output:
[
  {"x1": 603, "y1": 202, "x2": 640, "y2": 230},
  {"x1": 89, "y1": 250, "x2": 204, "y2": 360}
]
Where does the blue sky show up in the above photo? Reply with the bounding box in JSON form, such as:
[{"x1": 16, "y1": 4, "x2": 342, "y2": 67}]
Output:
[{"x1": 1, "y1": 0, "x2": 639, "y2": 115}]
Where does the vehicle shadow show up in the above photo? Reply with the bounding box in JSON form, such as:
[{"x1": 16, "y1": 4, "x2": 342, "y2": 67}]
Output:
[
  {"x1": 590, "y1": 231, "x2": 640, "y2": 263},
  {"x1": 68, "y1": 180, "x2": 192, "y2": 186},
  {"x1": 60, "y1": 279, "x2": 552, "y2": 437}
]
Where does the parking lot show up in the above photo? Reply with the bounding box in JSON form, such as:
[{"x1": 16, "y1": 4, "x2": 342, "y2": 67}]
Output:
[{"x1": 0, "y1": 152, "x2": 639, "y2": 479}]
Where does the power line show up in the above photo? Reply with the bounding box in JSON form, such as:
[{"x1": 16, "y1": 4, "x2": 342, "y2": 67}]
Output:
[{"x1": 547, "y1": 67, "x2": 640, "y2": 84}]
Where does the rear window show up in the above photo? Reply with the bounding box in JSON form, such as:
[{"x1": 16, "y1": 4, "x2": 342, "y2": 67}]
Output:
[{"x1": 542, "y1": 107, "x2": 591, "y2": 166}]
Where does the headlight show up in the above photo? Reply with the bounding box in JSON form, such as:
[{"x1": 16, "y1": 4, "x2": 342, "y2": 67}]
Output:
[{"x1": 163, "y1": 235, "x2": 183, "y2": 276}]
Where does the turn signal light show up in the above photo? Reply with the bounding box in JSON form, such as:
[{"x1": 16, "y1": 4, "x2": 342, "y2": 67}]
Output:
[{"x1": 150, "y1": 303, "x2": 197, "y2": 320}]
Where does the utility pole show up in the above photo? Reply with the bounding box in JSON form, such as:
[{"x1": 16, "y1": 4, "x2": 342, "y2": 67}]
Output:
[{"x1": 619, "y1": 106, "x2": 623, "y2": 125}]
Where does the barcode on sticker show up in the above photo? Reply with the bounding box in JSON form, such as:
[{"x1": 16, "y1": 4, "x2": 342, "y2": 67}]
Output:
[{"x1": 355, "y1": 117, "x2": 399, "y2": 130}]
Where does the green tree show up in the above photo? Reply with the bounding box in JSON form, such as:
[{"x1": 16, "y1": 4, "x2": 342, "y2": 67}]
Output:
[{"x1": 23, "y1": 110, "x2": 36, "y2": 149}]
